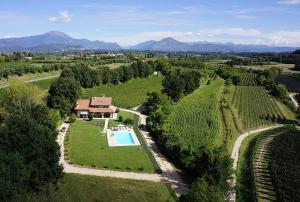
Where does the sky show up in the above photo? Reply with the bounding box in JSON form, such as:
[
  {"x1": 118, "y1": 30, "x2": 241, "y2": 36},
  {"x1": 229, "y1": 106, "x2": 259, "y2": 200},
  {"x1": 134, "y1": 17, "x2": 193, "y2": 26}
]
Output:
[{"x1": 1, "y1": 0, "x2": 300, "y2": 46}]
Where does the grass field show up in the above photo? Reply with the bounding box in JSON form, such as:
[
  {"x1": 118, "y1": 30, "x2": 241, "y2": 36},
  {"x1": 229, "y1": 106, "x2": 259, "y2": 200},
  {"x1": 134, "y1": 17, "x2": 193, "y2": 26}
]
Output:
[
  {"x1": 0, "y1": 70, "x2": 60, "y2": 87},
  {"x1": 67, "y1": 120, "x2": 155, "y2": 173},
  {"x1": 221, "y1": 84, "x2": 243, "y2": 152},
  {"x1": 106, "y1": 63, "x2": 130, "y2": 69},
  {"x1": 231, "y1": 86, "x2": 284, "y2": 129},
  {"x1": 23, "y1": 173, "x2": 176, "y2": 202},
  {"x1": 167, "y1": 78, "x2": 224, "y2": 149},
  {"x1": 108, "y1": 111, "x2": 139, "y2": 128},
  {"x1": 236, "y1": 133, "x2": 260, "y2": 202},
  {"x1": 32, "y1": 77, "x2": 58, "y2": 90},
  {"x1": 82, "y1": 75, "x2": 163, "y2": 108}
]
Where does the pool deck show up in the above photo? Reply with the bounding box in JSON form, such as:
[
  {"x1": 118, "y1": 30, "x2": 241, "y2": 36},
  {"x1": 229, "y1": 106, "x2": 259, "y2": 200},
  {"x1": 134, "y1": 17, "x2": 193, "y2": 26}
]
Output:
[{"x1": 106, "y1": 128, "x2": 141, "y2": 147}]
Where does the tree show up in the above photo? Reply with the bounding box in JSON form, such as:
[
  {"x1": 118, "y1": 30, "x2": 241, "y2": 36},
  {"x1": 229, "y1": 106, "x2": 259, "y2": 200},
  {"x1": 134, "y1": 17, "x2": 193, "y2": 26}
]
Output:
[
  {"x1": 231, "y1": 75, "x2": 241, "y2": 85},
  {"x1": 180, "y1": 177, "x2": 223, "y2": 202},
  {"x1": 0, "y1": 81, "x2": 44, "y2": 116},
  {"x1": 0, "y1": 107, "x2": 62, "y2": 198},
  {"x1": 295, "y1": 62, "x2": 300, "y2": 71},
  {"x1": 271, "y1": 84, "x2": 288, "y2": 99},
  {"x1": 60, "y1": 67, "x2": 75, "y2": 78},
  {"x1": 162, "y1": 72, "x2": 185, "y2": 102},
  {"x1": 0, "y1": 83, "x2": 62, "y2": 201},
  {"x1": 48, "y1": 77, "x2": 81, "y2": 117}
]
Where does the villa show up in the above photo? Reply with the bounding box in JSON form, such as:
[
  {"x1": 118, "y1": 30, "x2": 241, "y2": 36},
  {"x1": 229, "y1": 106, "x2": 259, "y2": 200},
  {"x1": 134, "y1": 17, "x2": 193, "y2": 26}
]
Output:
[{"x1": 75, "y1": 97, "x2": 117, "y2": 118}]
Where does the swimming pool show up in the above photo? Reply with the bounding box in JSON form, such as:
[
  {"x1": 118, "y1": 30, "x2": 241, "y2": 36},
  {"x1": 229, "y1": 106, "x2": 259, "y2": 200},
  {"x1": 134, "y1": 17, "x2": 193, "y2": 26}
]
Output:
[{"x1": 114, "y1": 131, "x2": 136, "y2": 145}]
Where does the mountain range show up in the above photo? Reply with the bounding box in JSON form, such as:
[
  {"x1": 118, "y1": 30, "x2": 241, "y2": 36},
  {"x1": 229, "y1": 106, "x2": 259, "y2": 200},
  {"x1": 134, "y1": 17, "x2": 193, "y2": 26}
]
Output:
[
  {"x1": 0, "y1": 31, "x2": 121, "y2": 52},
  {"x1": 0, "y1": 31, "x2": 298, "y2": 53}
]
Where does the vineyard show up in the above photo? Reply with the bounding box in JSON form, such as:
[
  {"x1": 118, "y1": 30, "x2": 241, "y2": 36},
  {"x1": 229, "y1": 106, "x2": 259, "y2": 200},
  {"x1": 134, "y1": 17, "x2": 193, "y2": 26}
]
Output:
[
  {"x1": 239, "y1": 73, "x2": 258, "y2": 86},
  {"x1": 231, "y1": 86, "x2": 284, "y2": 129},
  {"x1": 276, "y1": 74, "x2": 300, "y2": 92},
  {"x1": 166, "y1": 78, "x2": 223, "y2": 149},
  {"x1": 269, "y1": 126, "x2": 300, "y2": 202}
]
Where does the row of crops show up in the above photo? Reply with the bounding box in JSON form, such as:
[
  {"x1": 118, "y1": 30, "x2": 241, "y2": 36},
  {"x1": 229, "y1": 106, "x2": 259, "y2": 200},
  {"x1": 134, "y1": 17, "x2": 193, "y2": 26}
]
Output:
[
  {"x1": 269, "y1": 126, "x2": 300, "y2": 202},
  {"x1": 231, "y1": 86, "x2": 284, "y2": 129},
  {"x1": 167, "y1": 79, "x2": 223, "y2": 149},
  {"x1": 276, "y1": 74, "x2": 300, "y2": 92},
  {"x1": 239, "y1": 73, "x2": 258, "y2": 86}
]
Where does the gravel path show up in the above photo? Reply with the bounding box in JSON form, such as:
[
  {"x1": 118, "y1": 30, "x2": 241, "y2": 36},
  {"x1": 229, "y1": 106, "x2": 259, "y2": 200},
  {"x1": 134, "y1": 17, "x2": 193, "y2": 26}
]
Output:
[
  {"x1": 228, "y1": 125, "x2": 282, "y2": 202},
  {"x1": 120, "y1": 108, "x2": 188, "y2": 196},
  {"x1": 102, "y1": 119, "x2": 109, "y2": 134},
  {"x1": 289, "y1": 93, "x2": 299, "y2": 108}
]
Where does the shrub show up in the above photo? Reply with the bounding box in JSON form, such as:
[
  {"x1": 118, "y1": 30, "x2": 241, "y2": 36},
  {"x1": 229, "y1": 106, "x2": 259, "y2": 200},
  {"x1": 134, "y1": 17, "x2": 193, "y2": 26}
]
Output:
[
  {"x1": 118, "y1": 115, "x2": 123, "y2": 122},
  {"x1": 88, "y1": 113, "x2": 93, "y2": 121},
  {"x1": 124, "y1": 118, "x2": 133, "y2": 125},
  {"x1": 67, "y1": 114, "x2": 77, "y2": 123}
]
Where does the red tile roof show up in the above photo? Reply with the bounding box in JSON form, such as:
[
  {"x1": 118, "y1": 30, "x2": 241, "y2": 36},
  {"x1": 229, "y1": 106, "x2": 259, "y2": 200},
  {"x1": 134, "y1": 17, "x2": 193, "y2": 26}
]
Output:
[
  {"x1": 75, "y1": 97, "x2": 116, "y2": 113},
  {"x1": 89, "y1": 108, "x2": 114, "y2": 113},
  {"x1": 90, "y1": 97, "x2": 112, "y2": 106},
  {"x1": 75, "y1": 99, "x2": 90, "y2": 110}
]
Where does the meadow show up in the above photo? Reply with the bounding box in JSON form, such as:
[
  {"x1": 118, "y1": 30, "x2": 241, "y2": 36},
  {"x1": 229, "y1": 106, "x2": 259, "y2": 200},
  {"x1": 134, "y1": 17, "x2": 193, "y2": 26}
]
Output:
[
  {"x1": 22, "y1": 174, "x2": 175, "y2": 202},
  {"x1": 67, "y1": 120, "x2": 155, "y2": 173},
  {"x1": 167, "y1": 78, "x2": 224, "y2": 149},
  {"x1": 32, "y1": 77, "x2": 59, "y2": 90},
  {"x1": 82, "y1": 75, "x2": 163, "y2": 108},
  {"x1": 231, "y1": 86, "x2": 284, "y2": 129}
]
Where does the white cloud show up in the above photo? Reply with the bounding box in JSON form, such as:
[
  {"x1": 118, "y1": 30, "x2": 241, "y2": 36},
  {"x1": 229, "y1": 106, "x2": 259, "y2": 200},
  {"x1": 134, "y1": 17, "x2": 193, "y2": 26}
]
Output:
[
  {"x1": 277, "y1": 0, "x2": 300, "y2": 5},
  {"x1": 102, "y1": 28, "x2": 262, "y2": 46},
  {"x1": 2, "y1": 34, "x2": 15, "y2": 39},
  {"x1": 268, "y1": 31, "x2": 300, "y2": 46},
  {"x1": 48, "y1": 10, "x2": 72, "y2": 23},
  {"x1": 201, "y1": 28, "x2": 261, "y2": 37}
]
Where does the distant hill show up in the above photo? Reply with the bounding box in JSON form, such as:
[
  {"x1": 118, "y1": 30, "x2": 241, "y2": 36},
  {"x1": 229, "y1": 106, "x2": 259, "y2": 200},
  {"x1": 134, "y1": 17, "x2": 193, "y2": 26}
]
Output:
[
  {"x1": 283, "y1": 49, "x2": 300, "y2": 65},
  {"x1": 130, "y1": 37, "x2": 298, "y2": 53},
  {"x1": 1, "y1": 31, "x2": 299, "y2": 53},
  {"x1": 0, "y1": 31, "x2": 121, "y2": 52}
]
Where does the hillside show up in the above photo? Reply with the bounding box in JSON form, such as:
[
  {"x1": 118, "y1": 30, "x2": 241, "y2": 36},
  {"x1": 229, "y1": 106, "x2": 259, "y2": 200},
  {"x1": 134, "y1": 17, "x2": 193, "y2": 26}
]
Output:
[
  {"x1": 0, "y1": 31, "x2": 121, "y2": 52},
  {"x1": 131, "y1": 37, "x2": 298, "y2": 53}
]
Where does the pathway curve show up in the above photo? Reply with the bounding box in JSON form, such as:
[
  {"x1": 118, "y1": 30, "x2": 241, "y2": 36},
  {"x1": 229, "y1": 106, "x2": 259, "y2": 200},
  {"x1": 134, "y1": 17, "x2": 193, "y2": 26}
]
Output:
[
  {"x1": 120, "y1": 108, "x2": 188, "y2": 196},
  {"x1": 228, "y1": 125, "x2": 282, "y2": 202},
  {"x1": 0, "y1": 75, "x2": 59, "y2": 89},
  {"x1": 57, "y1": 109, "x2": 188, "y2": 197},
  {"x1": 289, "y1": 93, "x2": 299, "y2": 108}
]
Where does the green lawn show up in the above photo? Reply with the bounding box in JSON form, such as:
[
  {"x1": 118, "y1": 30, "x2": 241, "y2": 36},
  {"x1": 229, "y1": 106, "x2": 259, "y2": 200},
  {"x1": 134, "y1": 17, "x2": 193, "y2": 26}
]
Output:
[
  {"x1": 82, "y1": 75, "x2": 163, "y2": 108},
  {"x1": 236, "y1": 133, "x2": 260, "y2": 202},
  {"x1": 32, "y1": 77, "x2": 58, "y2": 90},
  {"x1": 109, "y1": 111, "x2": 139, "y2": 128},
  {"x1": 67, "y1": 120, "x2": 155, "y2": 173},
  {"x1": 23, "y1": 173, "x2": 176, "y2": 202},
  {"x1": 0, "y1": 70, "x2": 60, "y2": 87}
]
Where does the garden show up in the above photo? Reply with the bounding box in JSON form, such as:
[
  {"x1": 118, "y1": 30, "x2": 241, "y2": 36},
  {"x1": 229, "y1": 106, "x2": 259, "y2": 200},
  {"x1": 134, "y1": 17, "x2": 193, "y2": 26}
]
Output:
[{"x1": 66, "y1": 119, "x2": 155, "y2": 173}]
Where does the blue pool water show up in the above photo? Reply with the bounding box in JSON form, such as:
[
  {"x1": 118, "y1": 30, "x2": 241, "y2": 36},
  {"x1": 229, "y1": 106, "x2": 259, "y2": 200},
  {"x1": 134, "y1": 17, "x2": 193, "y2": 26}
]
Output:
[{"x1": 114, "y1": 131, "x2": 135, "y2": 145}]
